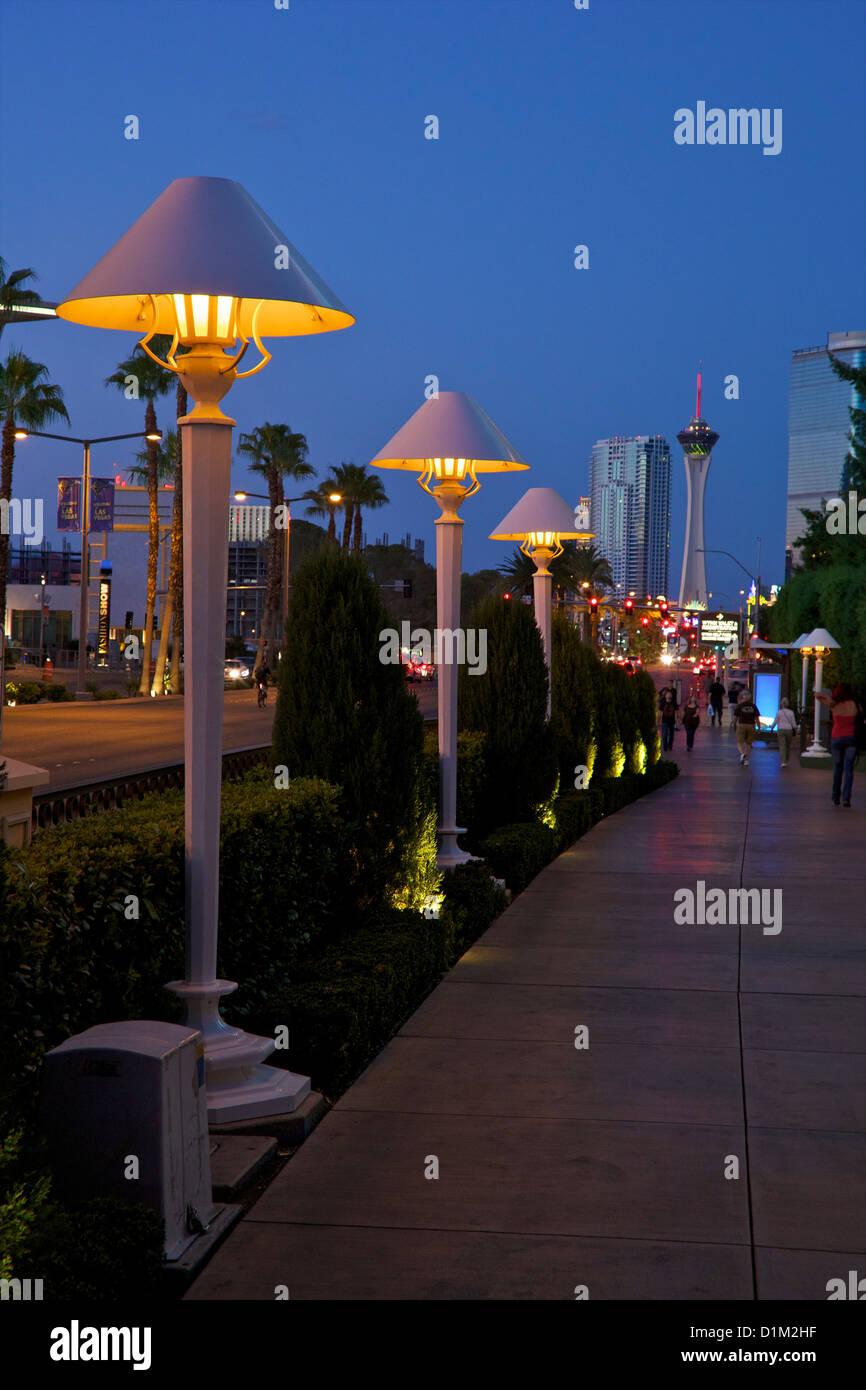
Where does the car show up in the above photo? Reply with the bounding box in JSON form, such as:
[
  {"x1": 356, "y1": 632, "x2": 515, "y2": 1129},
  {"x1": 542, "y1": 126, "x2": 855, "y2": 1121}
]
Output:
[
  {"x1": 406, "y1": 659, "x2": 434, "y2": 682},
  {"x1": 224, "y1": 658, "x2": 251, "y2": 681}
]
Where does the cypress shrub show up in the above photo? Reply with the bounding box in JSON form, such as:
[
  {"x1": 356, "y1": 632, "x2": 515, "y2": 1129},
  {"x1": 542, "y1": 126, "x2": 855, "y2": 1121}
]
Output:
[
  {"x1": 422, "y1": 727, "x2": 487, "y2": 831},
  {"x1": 550, "y1": 611, "x2": 598, "y2": 784},
  {"x1": 632, "y1": 668, "x2": 661, "y2": 767},
  {"x1": 593, "y1": 661, "x2": 624, "y2": 778},
  {"x1": 272, "y1": 548, "x2": 438, "y2": 916},
  {"x1": 458, "y1": 595, "x2": 557, "y2": 835}
]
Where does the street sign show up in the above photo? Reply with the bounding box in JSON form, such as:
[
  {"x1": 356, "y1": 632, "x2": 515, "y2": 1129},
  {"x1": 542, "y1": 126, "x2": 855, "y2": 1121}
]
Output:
[
  {"x1": 699, "y1": 611, "x2": 739, "y2": 647},
  {"x1": 678, "y1": 636, "x2": 689, "y2": 654}
]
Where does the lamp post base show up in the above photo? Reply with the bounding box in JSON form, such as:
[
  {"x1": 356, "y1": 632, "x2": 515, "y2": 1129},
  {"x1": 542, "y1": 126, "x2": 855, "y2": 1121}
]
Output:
[
  {"x1": 436, "y1": 826, "x2": 477, "y2": 871},
  {"x1": 167, "y1": 978, "x2": 310, "y2": 1124},
  {"x1": 802, "y1": 742, "x2": 830, "y2": 758}
]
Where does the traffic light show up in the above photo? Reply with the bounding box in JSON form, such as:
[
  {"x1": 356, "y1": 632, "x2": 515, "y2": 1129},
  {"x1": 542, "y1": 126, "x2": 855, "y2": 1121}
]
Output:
[
  {"x1": 589, "y1": 596, "x2": 599, "y2": 613},
  {"x1": 624, "y1": 598, "x2": 634, "y2": 613},
  {"x1": 640, "y1": 616, "x2": 649, "y2": 627},
  {"x1": 502, "y1": 592, "x2": 512, "y2": 600}
]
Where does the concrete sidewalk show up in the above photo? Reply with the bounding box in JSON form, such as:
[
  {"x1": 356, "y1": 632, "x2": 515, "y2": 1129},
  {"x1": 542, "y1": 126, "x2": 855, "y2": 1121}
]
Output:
[{"x1": 187, "y1": 727, "x2": 865, "y2": 1300}]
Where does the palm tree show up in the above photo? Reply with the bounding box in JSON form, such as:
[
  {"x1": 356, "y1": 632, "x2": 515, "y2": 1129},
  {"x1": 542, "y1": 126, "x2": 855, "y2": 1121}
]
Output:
[
  {"x1": 0, "y1": 259, "x2": 43, "y2": 344},
  {"x1": 351, "y1": 470, "x2": 388, "y2": 553},
  {"x1": 105, "y1": 342, "x2": 173, "y2": 693},
  {"x1": 237, "y1": 422, "x2": 313, "y2": 669},
  {"x1": 303, "y1": 481, "x2": 342, "y2": 543},
  {"x1": 0, "y1": 350, "x2": 69, "y2": 714},
  {"x1": 129, "y1": 432, "x2": 178, "y2": 694},
  {"x1": 326, "y1": 461, "x2": 357, "y2": 552},
  {"x1": 566, "y1": 542, "x2": 614, "y2": 595},
  {"x1": 327, "y1": 462, "x2": 388, "y2": 553}
]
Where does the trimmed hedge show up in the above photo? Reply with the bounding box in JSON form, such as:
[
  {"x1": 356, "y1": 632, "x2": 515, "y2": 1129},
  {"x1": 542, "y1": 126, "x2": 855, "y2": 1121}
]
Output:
[
  {"x1": 481, "y1": 761, "x2": 679, "y2": 894},
  {"x1": 260, "y1": 862, "x2": 507, "y2": 1099},
  {"x1": 0, "y1": 773, "x2": 350, "y2": 1131}
]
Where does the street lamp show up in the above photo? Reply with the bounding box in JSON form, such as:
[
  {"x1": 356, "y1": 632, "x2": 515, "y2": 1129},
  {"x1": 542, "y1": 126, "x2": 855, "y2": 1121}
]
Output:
[
  {"x1": 796, "y1": 627, "x2": 840, "y2": 757},
  {"x1": 12, "y1": 428, "x2": 161, "y2": 694},
  {"x1": 233, "y1": 488, "x2": 341, "y2": 652},
  {"x1": 489, "y1": 487, "x2": 592, "y2": 717},
  {"x1": 38, "y1": 574, "x2": 47, "y2": 665},
  {"x1": 370, "y1": 392, "x2": 528, "y2": 869},
  {"x1": 57, "y1": 176, "x2": 353, "y2": 1122}
]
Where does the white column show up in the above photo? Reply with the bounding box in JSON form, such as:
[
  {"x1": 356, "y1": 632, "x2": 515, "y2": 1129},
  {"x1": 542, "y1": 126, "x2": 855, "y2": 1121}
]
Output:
[
  {"x1": 434, "y1": 484, "x2": 472, "y2": 869},
  {"x1": 532, "y1": 560, "x2": 553, "y2": 720},
  {"x1": 803, "y1": 654, "x2": 828, "y2": 756},
  {"x1": 167, "y1": 412, "x2": 310, "y2": 1121}
]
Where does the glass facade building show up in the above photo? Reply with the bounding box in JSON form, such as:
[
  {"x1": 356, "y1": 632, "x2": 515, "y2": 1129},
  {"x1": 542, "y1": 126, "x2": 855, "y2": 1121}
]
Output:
[
  {"x1": 588, "y1": 435, "x2": 671, "y2": 598},
  {"x1": 786, "y1": 330, "x2": 866, "y2": 560}
]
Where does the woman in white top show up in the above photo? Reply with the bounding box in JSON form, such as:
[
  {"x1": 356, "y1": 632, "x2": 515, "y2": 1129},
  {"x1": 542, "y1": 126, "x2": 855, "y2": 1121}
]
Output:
[{"x1": 772, "y1": 697, "x2": 798, "y2": 767}]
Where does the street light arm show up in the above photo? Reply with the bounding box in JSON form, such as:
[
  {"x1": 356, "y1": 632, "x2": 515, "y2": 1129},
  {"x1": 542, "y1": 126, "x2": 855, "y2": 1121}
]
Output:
[
  {"x1": 18, "y1": 429, "x2": 159, "y2": 445},
  {"x1": 696, "y1": 548, "x2": 756, "y2": 583}
]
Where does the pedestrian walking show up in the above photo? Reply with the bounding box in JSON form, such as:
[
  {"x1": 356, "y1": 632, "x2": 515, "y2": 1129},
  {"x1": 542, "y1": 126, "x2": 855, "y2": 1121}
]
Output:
[
  {"x1": 733, "y1": 689, "x2": 760, "y2": 766},
  {"x1": 771, "y1": 697, "x2": 798, "y2": 767},
  {"x1": 816, "y1": 682, "x2": 861, "y2": 807},
  {"x1": 681, "y1": 693, "x2": 701, "y2": 751},
  {"x1": 709, "y1": 678, "x2": 725, "y2": 726},
  {"x1": 660, "y1": 689, "x2": 679, "y2": 752},
  {"x1": 727, "y1": 679, "x2": 743, "y2": 726}
]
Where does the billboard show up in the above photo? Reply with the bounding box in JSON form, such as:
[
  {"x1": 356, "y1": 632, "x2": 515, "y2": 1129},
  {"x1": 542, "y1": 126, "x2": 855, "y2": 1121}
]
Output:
[{"x1": 699, "y1": 611, "x2": 740, "y2": 648}]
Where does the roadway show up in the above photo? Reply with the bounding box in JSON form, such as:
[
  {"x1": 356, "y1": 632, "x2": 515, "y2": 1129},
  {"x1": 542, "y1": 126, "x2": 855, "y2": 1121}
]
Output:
[{"x1": 1, "y1": 681, "x2": 438, "y2": 792}]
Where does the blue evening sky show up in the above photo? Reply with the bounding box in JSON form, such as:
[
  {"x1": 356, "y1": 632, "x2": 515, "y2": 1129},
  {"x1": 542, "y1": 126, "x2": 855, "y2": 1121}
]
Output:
[{"x1": 1, "y1": 0, "x2": 864, "y2": 604}]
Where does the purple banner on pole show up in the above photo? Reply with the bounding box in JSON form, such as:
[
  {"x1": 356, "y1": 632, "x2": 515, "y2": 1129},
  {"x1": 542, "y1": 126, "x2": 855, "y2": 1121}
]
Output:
[
  {"x1": 57, "y1": 477, "x2": 81, "y2": 531},
  {"x1": 89, "y1": 478, "x2": 115, "y2": 532}
]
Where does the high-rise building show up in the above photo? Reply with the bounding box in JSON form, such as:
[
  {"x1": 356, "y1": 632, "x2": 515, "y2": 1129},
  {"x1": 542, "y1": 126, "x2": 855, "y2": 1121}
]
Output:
[
  {"x1": 588, "y1": 435, "x2": 670, "y2": 598},
  {"x1": 677, "y1": 375, "x2": 719, "y2": 610},
  {"x1": 786, "y1": 330, "x2": 866, "y2": 563}
]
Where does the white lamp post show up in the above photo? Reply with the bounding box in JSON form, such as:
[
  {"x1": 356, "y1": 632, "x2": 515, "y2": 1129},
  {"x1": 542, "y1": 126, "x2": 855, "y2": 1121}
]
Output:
[
  {"x1": 489, "y1": 488, "x2": 593, "y2": 718},
  {"x1": 798, "y1": 627, "x2": 840, "y2": 757},
  {"x1": 58, "y1": 177, "x2": 353, "y2": 1120},
  {"x1": 370, "y1": 393, "x2": 528, "y2": 869},
  {"x1": 790, "y1": 633, "x2": 811, "y2": 726}
]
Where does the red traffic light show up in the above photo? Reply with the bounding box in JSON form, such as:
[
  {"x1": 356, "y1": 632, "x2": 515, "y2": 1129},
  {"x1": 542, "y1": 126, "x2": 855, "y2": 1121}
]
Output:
[
  {"x1": 502, "y1": 593, "x2": 512, "y2": 600},
  {"x1": 640, "y1": 616, "x2": 649, "y2": 626},
  {"x1": 590, "y1": 596, "x2": 599, "y2": 611},
  {"x1": 624, "y1": 598, "x2": 634, "y2": 611}
]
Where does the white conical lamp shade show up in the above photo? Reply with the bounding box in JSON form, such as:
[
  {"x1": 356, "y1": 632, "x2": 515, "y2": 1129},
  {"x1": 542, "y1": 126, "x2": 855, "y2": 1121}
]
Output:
[
  {"x1": 370, "y1": 392, "x2": 528, "y2": 473},
  {"x1": 802, "y1": 627, "x2": 840, "y2": 650},
  {"x1": 490, "y1": 487, "x2": 593, "y2": 541},
  {"x1": 57, "y1": 177, "x2": 354, "y2": 338}
]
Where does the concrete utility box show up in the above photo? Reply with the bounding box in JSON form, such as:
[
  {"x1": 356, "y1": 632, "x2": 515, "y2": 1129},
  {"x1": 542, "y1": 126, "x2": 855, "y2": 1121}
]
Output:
[
  {"x1": 0, "y1": 757, "x2": 49, "y2": 846},
  {"x1": 41, "y1": 1021, "x2": 217, "y2": 1260}
]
